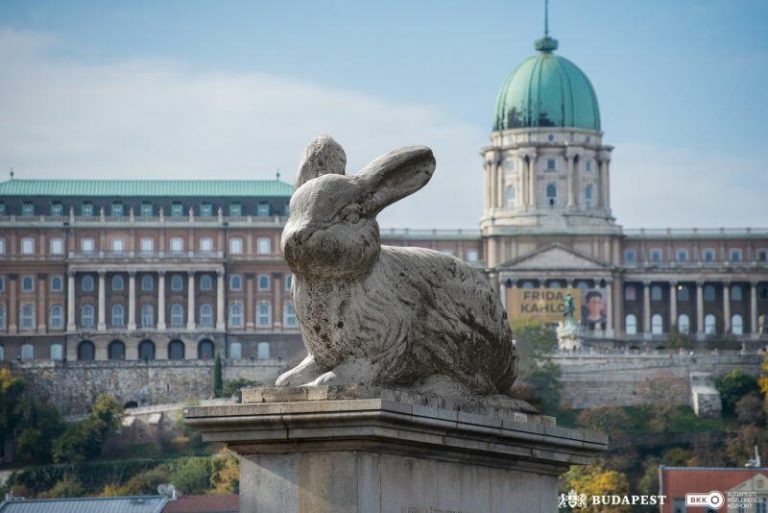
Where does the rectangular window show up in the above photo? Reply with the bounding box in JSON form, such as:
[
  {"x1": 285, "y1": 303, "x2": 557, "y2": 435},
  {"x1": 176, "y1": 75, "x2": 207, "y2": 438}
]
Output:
[
  {"x1": 257, "y1": 237, "x2": 272, "y2": 255},
  {"x1": 285, "y1": 273, "x2": 292, "y2": 291},
  {"x1": 546, "y1": 159, "x2": 556, "y2": 171},
  {"x1": 21, "y1": 202, "x2": 35, "y2": 216},
  {"x1": 81, "y1": 238, "x2": 95, "y2": 253},
  {"x1": 200, "y1": 203, "x2": 213, "y2": 217},
  {"x1": 200, "y1": 238, "x2": 213, "y2": 252},
  {"x1": 21, "y1": 238, "x2": 34, "y2": 255},
  {"x1": 111, "y1": 202, "x2": 124, "y2": 217},
  {"x1": 0, "y1": 239, "x2": 5, "y2": 254},
  {"x1": 50, "y1": 239, "x2": 64, "y2": 255},
  {"x1": 50, "y1": 202, "x2": 64, "y2": 216},
  {"x1": 257, "y1": 202, "x2": 271, "y2": 217},
  {"x1": 230, "y1": 238, "x2": 243, "y2": 255},
  {"x1": 758, "y1": 249, "x2": 768, "y2": 262},
  {"x1": 467, "y1": 250, "x2": 479, "y2": 262},
  {"x1": 0, "y1": 277, "x2": 5, "y2": 292},
  {"x1": 140, "y1": 238, "x2": 154, "y2": 253},
  {"x1": 0, "y1": 203, "x2": 5, "y2": 215},
  {"x1": 170, "y1": 238, "x2": 184, "y2": 253},
  {"x1": 585, "y1": 160, "x2": 592, "y2": 172},
  {"x1": 730, "y1": 249, "x2": 742, "y2": 262},
  {"x1": 676, "y1": 250, "x2": 689, "y2": 262},
  {"x1": 171, "y1": 202, "x2": 184, "y2": 217},
  {"x1": 140, "y1": 202, "x2": 153, "y2": 217},
  {"x1": 649, "y1": 249, "x2": 662, "y2": 262},
  {"x1": 229, "y1": 203, "x2": 242, "y2": 217},
  {"x1": 703, "y1": 248, "x2": 716, "y2": 262},
  {"x1": 112, "y1": 239, "x2": 125, "y2": 252},
  {"x1": 624, "y1": 249, "x2": 637, "y2": 265},
  {"x1": 81, "y1": 202, "x2": 94, "y2": 216}
]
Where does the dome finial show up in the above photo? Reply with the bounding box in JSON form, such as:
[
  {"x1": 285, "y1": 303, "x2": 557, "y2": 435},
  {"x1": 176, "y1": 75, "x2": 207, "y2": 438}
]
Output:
[{"x1": 535, "y1": 0, "x2": 558, "y2": 52}]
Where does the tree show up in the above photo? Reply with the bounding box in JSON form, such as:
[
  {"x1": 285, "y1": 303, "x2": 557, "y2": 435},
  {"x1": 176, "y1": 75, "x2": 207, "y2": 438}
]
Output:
[
  {"x1": 576, "y1": 406, "x2": 630, "y2": 441},
  {"x1": 171, "y1": 457, "x2": 213, "y2": 494},
  {"x1": 725, "y1": 425, "x2": 768, "y2": 467},
  {"x1": 640, "y1": 374, "x2": 687, "y2": 431},
  {"x1": 213, "y1": 352, "x2": 223, "y2": 398},
  {"x1": 0, "y1": 369, "x2": 26, "y2": 456},
  {"x1": 562, "y1": 464, "x2": 630, "y2": 513},
  {"x1": 52, "y1": 395, "x2": 123, "y2": 463},
  {"x1": 511, "y1": 321, "x2": 562, "y2": 416},
  {"x1": 716, "y1": 369, "x2": 759, "y2": 417},
  {"x1": 735, "y1": 393, "x2": 765, "y2": 426}
]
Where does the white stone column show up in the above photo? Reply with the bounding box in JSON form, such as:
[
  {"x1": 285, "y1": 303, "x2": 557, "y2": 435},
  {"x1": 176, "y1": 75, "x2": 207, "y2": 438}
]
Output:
[
  {"x1": 483, "y1": 160, "x2": 490, "y2": 213},
  {"x1": 37, "y1": 273, "x2": 47, "y2": 333},
  {"x1": 566, "y1": 156, "x2": 575, "y2": 208},
  {"x1": 500, "y1": 278, "x2": 511, "y2": 310},
  {"x1": 605, "y1": 278, "x2": 613, "y2": 336},
  {"x1": 495, "y1": 160, "x2": 503, "y2": 208},
  {"x1": 643, "y1": 281, "x2": 651, "y2": 336},
  {"x1": 723, "y1": 282, "x2": 731, "y2": 334},
  {"x1": 696, "y1": 281, "x2": 704, "y2": 336},
  {"x1": 521, "y1": 156, "x2": 528, "y2": 209},
  {"x1": 97, "y1": 271, "x2": 106, "y2": 331},
  {"x1": 67, "y1": 271, "x2": 76, "y2": 331},
  {"x1": 216, "y1": 269, "x2": 226, "y2": 331},
  {"x1": 527, "y1": 155, "x2": 537, "y2": 209},
  {"x1": 127, "y1": 271, "x2": 137, "y2": 331},
  {"x1": 751, "y1": 281, "x2": 759, "y2": 337},
  {"x1": 187, "y1": 271, "x2": 196, "y2": 330},
  {"x1": 670, "y1": 281, "x2": 678, "y2": 331},
  {"x1": 602, "y1": 157, "x2": 611, "y2": 211},
  {"x1": 157, "y1": 271, "x2": 166, "y2": 331}
]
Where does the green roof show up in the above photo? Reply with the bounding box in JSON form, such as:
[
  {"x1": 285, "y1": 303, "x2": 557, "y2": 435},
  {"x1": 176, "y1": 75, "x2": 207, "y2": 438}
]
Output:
[
  {"x1": 493, "y1": 36, "x2": 601, "y2": 132},
  {"x1": 0, "y1": 179, "x2": 294, "y2": 197}
]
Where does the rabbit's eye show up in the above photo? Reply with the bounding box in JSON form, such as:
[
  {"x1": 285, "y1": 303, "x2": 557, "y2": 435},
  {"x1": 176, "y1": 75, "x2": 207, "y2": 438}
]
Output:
[{"x1": 342, "y1": 211, "x2": 360, "y2": 224}]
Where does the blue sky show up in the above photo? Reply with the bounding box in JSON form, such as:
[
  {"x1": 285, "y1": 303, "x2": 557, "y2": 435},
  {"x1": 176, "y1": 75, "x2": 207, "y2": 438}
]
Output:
[{"x1": 0, "y1": 0, "x2": 766, "y2": 228}]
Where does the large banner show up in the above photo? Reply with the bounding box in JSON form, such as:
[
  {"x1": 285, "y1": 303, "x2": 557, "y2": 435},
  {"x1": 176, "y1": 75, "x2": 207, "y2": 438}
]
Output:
[{"x1": 507, "y1": 287, "x2": 606, "y2": 328}]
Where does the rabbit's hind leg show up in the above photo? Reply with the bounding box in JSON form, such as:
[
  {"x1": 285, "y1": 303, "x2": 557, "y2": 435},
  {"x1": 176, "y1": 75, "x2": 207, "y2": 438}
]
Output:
[
  {"x1": 305, "y1": 358, "x2": 379, "y2": 387},
  {"x1": 275, "y1": 354, "x2": 324, "y2": 387}
]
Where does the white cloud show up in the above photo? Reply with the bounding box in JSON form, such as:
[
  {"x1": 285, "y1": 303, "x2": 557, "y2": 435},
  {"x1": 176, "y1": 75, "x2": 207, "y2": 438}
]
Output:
[
  {"x1": 611, "y1": 142, "x2": 767, "y2": 228},
  {"x1": 0, "y1": 28, "x2": 486, "y2": 229}
]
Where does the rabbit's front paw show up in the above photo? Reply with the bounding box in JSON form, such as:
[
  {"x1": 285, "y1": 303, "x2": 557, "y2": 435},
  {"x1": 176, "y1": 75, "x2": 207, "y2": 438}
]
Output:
[{"x1": 275, "y1": 355, "x2": 322, "y2": 387}]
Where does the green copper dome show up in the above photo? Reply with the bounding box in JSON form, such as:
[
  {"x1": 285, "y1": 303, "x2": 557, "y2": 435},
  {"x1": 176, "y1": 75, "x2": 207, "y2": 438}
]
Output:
[{"x1": 493, "y1": 36, "x2": 601, "y2": 132}]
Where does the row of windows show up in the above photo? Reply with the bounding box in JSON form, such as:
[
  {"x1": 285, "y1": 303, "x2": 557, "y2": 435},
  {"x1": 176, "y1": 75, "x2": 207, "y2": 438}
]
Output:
[
  {"x1": 624, "y1": 247, "x2": 767, "y2": 264},
  {"x1": 0, "y1": 301, "x2": 298, "y2": 330},
  {"x1": 625, "y1": 313, "x2": 747, "y2": 336},
  {"x1": 624, "y1": 284, "x2": 767, "y2": 302},
  {"x1": 505, "y1": 156, "x2": 596, "y2": 172},
  {"x1": 504, "y1": 183, "x2": 596, "y2": 208},
  {"x1": 73, "y1": 272, "x2": 292, "y2": 293},
  {"x1": 0, "y1": 339, "x2": 272, "y2": 361},
  {"x1": 4, "y1": 201, "x2": 282, "y2": 218}
]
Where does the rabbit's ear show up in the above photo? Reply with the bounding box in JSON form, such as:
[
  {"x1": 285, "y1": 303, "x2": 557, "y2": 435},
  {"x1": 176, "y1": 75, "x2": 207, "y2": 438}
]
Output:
[
  {"x1": 358, "y1": 146, "x2": 435, "y2": 214},
  {"x1": 296, "y1": 135, "x2": 347, "y2": 188}
]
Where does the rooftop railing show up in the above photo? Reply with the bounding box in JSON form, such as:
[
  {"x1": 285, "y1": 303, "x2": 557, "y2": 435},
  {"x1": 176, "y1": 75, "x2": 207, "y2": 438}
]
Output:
[{"x1": 624, "y1": 227, "x2": 768, "y2": 237}]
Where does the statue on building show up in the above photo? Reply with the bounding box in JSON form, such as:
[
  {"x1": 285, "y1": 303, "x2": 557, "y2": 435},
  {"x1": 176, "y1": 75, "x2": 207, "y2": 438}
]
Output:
[
  {"x1": 275, "y1": 135, "x2": 518, "y2": 400},
  {"x1": 557, "y1": 291, "x2": 583, "y2": 351}
]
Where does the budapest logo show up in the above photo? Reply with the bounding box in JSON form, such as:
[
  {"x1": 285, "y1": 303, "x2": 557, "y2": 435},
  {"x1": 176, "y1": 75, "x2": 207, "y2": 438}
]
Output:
[
  {"x1": 559, "y1": 490, "x2": 588, "y2": 509},
  {"x1": 685, "y1": 491, "x2": 725, "y2": 510}
]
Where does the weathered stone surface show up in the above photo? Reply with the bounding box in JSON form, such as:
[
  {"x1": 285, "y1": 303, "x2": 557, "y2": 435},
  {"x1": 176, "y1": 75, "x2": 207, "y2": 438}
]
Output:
[
  {"x1": 277, "y1": 136, "x2": 517, "y2": 398},
  {"x1": 185, "y1": 386, "x2": 606, "y2": 513}
]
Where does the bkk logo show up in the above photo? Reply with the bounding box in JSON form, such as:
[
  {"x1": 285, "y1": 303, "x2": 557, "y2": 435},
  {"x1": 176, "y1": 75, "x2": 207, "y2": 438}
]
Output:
[
  {"x1": 685, "y1": 491, "x2": 725, "y2": 510},
  {"x1": 558, "y1": 490, "x2": 667, "y2": 509}
]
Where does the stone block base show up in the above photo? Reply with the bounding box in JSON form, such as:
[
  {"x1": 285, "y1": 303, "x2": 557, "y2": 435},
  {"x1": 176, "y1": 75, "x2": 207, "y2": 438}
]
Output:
[{"x1": 185, "y1": 386, "x2": 607, "y2": 513}]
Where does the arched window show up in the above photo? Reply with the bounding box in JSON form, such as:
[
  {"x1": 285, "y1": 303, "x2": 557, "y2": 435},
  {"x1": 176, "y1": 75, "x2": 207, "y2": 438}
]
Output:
[
  {"x1": 625, "y1": 314, "x2": 637, "y2": 335},
  {"x1": 168, "y1": 340, "x2": 185, "y2": 360},
  {"x1": 138, "y1": 340, "x2": 155, "y2": 360},
  {"x1": 0, "y1": 306, "x2": 5, "y2": 330},
  {"x1": 49, "y1": 304, "x2": 64, "y2": 329},
  {"x1": 170, "y1": 275, "x2": 184, "y2": 292},
  {"x1": 229, "y1": 342, "x2": 242, "y2": 359},
  {"x1": 198, "y1": 339, "x2": 214, "y2": 360},
  {"x1": 732, "y1": 314, "x2": 744, "y2": 335},
  {"x1": 140, "y1": 303, "x2": 154, "y2": 328},
  {"x1": 21, "y1": 344, "x2": 34, "y2": 361},
  {"x1": 22, "y1": 276, "x2": 34, "y2": 292},
  {"x1": 230, "y1": 275, "x2": 242, "y2": 291},
  {"x1": 258, "y1": 274, "x2": 270, "y2": 291},
  {"x1": 82, "y1": 275, "x2": 95, "y2": 292},
  {"x1": 731, "y1": 285, "x2": 743, "y2": 302},
  {"x1": 78, "y1": 340, "x2": 95, "y2": 361},
  {"x1": 257, "y1": 302, "x2": 271, "y2": 327},
  {"x1": 546, "y1": 183, "x2": 557, "y2": 207},
  {"x1": 585, "y1": 185, "x2": 593, "y2": 208},
  {"x1": 20, "y1": 304, "x2": 35, "y2": 330},
  {"x1": 108, "y1": 340, "x2": 126, "y2": 360},
  {"x1": 111, "y1": 274, "x2": 124, "y2": 291},
  {"x1": 522, "y1": 281, "x2": 535, "y2": 290},
  {"x1": 678, "y1": 314, "x2": 690, "y2": 335},
  {"x1": 677, "y1": 285, "x2": 690, "y2": 302},
  {"x1": 81, "y1": 304, "x2": 95, "y2": 328},
  {"x1": 141, "y1": 275, "x2": 154, "y2": 292},
  {"x1": 257, "y1": 342, "x2": 270, "y2": 360},
  {"x1": 171, "y1": 304, "x2": 184, "y2": 328},
  {"x1": 199, "y1": 304, "x2": 213, "y2": 327},
  {"x1": 505, "y1": 186, "x2": 516, "y2": 207},
  {"x1": 651, "y1": 286, "x2": 663, "y2": 301},
  {"x1": 284, "y1": 302, "x2": 297, "y2": 327},
  {"x1": 624, "y1": 285, "x2": 637, "y2": 301},
  {"x1": 704, "y1": 314, "x2": 716, "y2": 335},
  {"x1": 651, "y1": 314, "x2": 664, "y2": 335},
  {"x1": 257, "y1": 237, "x2": 272, "y2": 255},
  {"x1": 200, "y1": 275, "x2": 213, "y2": 291},
  {"x1": 50, "y1": 343, "x2": 63, "y2": 361},
  {"x1": 50, "y1": 275, "x2": 63, "y2": 291},
  {"x1": 111, "y1": 304, "x2": 125, "y2": 327},
  {"x1": 704, "y1": 285, "x2": 716, "y2": 302},
  {"x1": 229, "y1": 303, "x2": 243, "y2": 327}
]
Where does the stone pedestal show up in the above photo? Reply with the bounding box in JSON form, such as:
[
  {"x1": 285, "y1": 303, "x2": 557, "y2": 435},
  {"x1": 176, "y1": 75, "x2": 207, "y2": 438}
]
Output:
[
  {"x1": 185, "y1": 386, "x2": 607, "y2": 513},
  {"x1": 557, "y1": 319, "x2": 583, "y2": 351}
]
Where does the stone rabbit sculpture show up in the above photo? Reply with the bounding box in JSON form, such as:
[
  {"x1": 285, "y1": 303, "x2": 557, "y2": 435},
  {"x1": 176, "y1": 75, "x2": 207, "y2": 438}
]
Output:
[{"x1": 276, "y1": 135, "x2": 517, "y2": 397}]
